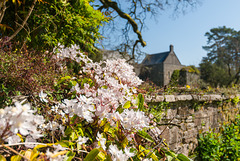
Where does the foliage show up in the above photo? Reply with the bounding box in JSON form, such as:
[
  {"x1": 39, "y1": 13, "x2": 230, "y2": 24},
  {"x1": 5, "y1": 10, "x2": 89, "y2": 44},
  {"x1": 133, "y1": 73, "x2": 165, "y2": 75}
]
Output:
[
  {"x1": 0, "y1": 44, "x2": 191, "y2": 161},
  {"x1": 0, "y1": 0, "x2": 107, "y2": 53},
  {"x1": 181, "y1": 66, "x2": 200, "y2": 75},
  {"x1": 200, "y1": 26, "x2": 240, "y2": 87},
  {"x1": 200, "y1": 58, "x2": 231, "y2": 87},
  {"x1": 169, "y1": 70, "x2": 180, "y2": 86},
  {"x1": 0, "y1": 41, "x2": 67, "y2": 108},
  {"x1": 196, "y1": 115, "x2": 240, "y2": 161}
]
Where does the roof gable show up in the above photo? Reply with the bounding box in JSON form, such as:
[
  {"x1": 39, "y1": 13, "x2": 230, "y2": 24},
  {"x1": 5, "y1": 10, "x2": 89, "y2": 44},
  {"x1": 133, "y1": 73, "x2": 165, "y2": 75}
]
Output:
[
  {"x1": 141, "y1": 51, "x2": 170, "y2": 65},
  {"x1": 164, "y1": 51, "x2": 182, "y2": 65}
]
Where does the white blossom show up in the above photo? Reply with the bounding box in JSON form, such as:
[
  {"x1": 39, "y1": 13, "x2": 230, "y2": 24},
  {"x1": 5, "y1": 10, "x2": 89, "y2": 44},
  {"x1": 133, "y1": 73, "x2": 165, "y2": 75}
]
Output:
[
  {"x1": 39, "y1": 90, "x2": 48, "y2": 103},
  {"x1": 46, "y1": 149, "x2": 65, "y2": 161},
  {"x1": 119, "y1": 109, "x2": 150, "y2": 130},
  {"x1": 97, "y1": 132, "x2": 106, "y2": 150},
  {"x1": 46, "y1": 121, "x2": 59, "y2": 131},
  {"x1": 7, "y1": 135, "x2": 21, "y2": 144},
  {"x1": 1, "y1": 102, "x2": 44, "y2": 143},
  {"x1": 25, "y1": 136, "x2": 37, "y2": 148},
  {"x1": 124, "y1": 147, "x2": 135, "y2": 157},
  {"x1": 108, "y1": 144, "x2": 130, "y2": 161},
  {"x1": 77, "y1": 136, "x2": 89, "y2": 145}
]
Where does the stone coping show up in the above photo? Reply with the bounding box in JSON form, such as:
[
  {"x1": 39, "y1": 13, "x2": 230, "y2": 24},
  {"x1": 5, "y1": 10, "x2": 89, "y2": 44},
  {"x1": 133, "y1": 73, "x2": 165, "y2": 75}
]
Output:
[
  {"x1": 145, "y1": 94, "x2": 240, "y2": 103},
  {"x1": 9, "y1": 94, "x2": 240, "y2": 103}
]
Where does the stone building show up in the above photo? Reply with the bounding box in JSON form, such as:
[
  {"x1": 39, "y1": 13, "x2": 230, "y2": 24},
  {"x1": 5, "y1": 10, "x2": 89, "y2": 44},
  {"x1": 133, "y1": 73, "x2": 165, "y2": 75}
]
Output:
[{"x1": 139, "y1": 45, "x2": 184, "y2": 86}]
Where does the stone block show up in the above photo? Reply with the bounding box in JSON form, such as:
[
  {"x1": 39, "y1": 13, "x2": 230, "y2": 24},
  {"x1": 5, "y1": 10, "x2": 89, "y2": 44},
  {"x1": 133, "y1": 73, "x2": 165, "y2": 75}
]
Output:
[
  {"x1": 158, "y1": 126, "x2": 170, "y2": 143},
  {"x1": 155, "y1": 95, "x2": 164, "y2": 102},
  {"x1": 185, "y1": 116, "x2": 193, "y2": 123},
  {"x1": 168, "y1": 126, "x2": 180, "y2": 144},
  {"x1": 185, "y1": 95, "x2": 193, "y2": 100},
  {"x1": 144, "y1": 95, "x2": 152, "y2": 102},
  {"x1": 175, "y1": 95, "x2": 192, "y2": 101},
  {"x1": 183, "y1": 129, "x2": 197, "y2": 139},
  {"x1": 177, "y1": 107, "x2": 189, "y2": 116},
  {"x1": 180, "y1": 123, "x2": 187, "y2": 131},
  {"x1": 182, "y1": 137, "x2": 192, "y2": 144},
  {"x1": 187, "y1": 123, "x2": 195, "y2": 130},
  {"x1": 172, "y1": 118, "x2": 181, "y2": 124},
  {"x1": 209, "y1": 94, "x2": 222, "y2": 101},
  {"x1": 192, "y1": 95, "x2": 199, "y2": 100},
  {"x1": 165, "y1": 95, "x2": 175, "y2": 102},
  {"x1": 181, "y1": 144, "x2": 189, "y2": 156},
  {"x1": 166, "y1": 109, "x2": 177, "y2": 119},
  {"x1": 199, "y1": 95, "x2": 211, "y2": 101}
]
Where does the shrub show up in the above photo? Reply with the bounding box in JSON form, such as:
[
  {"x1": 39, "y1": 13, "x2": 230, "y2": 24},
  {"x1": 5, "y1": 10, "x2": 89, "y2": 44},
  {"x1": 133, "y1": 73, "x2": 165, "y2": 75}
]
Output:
[
  {"x1": 169, "y1": 70, "x2": 180, "y2": 86},
  {"x1": 196, "y1": 115, "x2": 240, "y2": 161},
  {"x1": 0, "y1": 41, "x2": 68, "y2": 107}
]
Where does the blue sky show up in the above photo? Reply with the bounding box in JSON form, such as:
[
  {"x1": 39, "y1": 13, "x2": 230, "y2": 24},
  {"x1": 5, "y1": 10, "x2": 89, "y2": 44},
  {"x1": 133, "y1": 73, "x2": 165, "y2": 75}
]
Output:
[{"x1": 141, "y1": 0, "x2": 240, "y2": 66}]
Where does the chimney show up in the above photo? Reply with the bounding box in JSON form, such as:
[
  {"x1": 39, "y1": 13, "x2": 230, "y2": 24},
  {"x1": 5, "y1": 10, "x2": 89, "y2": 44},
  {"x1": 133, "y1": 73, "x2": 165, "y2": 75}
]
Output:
[{"x1": 170, "y1": 44, "x2": 174, "y2": 52}]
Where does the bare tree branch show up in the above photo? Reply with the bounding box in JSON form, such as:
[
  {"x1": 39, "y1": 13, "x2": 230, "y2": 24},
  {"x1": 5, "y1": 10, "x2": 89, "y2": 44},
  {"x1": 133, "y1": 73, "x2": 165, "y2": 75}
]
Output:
[
  {"x1": 99, "y1": 0, "x2": 146, "y2": 47},
  {"x1": 0, "y1": 1, "x2": 7, "y2": 24},
  {"x1": 4, "y1": 0, "x2": 37, "y2": 43}
]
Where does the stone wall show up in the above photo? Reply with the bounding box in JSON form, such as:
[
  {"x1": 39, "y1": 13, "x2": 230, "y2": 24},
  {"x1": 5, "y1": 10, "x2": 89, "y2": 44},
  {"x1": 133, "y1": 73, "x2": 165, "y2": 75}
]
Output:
[
  {"x1": 145, "y1": 94, "x2": 240, "y2": 156},
  {"x1": 163, "y1": 63, "x2": 183, "y2": 86},
  {"x1": 138, "y1": 63, "x2": 164, "y2": 86},
  {"x1": 179, "y1": 70, "x2": 200, "y2": 86}
]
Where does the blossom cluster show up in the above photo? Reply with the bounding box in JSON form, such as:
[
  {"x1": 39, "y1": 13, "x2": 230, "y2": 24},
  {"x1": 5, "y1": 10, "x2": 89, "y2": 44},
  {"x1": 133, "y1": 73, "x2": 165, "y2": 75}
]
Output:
[
  {"x1": 54, "y1": 44, "x2": 149, "y2": 132},
  {"x1": 109, "y1": 144, "x2": 135, "y2": 161},
  {"x1": 0, "y1": 101, "x2": 44, "y2": 144},
  {"x1": 50, "y1": 44, "x2": 151, "y2": 160}
]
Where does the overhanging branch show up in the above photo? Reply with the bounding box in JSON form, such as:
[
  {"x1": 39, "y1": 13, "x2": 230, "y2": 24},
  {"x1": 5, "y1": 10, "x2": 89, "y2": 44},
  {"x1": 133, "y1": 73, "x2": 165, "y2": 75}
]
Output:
[
  {"x1": 99, "y1": 0, "x2": 146, "y2": 47},
  {"x1": 0, "y1": 1, "x2": 7, "y2": 24},
  {"x1": 4, "y1": 0, "x2": 37, "y2": 43}
]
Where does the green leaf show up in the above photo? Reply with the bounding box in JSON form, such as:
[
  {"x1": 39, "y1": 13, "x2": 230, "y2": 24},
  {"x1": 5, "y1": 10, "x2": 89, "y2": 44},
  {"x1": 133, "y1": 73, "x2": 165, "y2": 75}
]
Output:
[
  {"x1": 123, "y1": 101, "x2": 131, "y2": 109},
  {"x1": 138, "y1": 145, "x2": 146, "y2": 157},
  {"x1": 104, "y1": 155, "x2": 111, "y2": 161},
  {"x1": 57, "y1": 76, "x2": 72, "y2": 85},
  {"x1": 70, "y1": 80, "x2": 77, "y2": 86},
  {"x1": 65, "y1": 126, "x2": 73, "y2": 136},
  {"x1": 30, "y1": 149, "x2": 40, "y2": 161},
  {"x1": 137, "y1": 130, "x2": 154, "y2": 142},
  {"x1": 104, "y1": 122, "x2": 110, "y2": 132},
  {"x1": 87, "y1": 127, "x2": 93, "y2": 135},
  {"x1": 57, "y1": 141, "x2": 70, "y2": 148},
  {"x1": 97, "y1": 151, "x2": 106, "y2": 160},
  {"x1": 137, "y1": 93, "x2": 144, "y2": 111},
  {"x1": 121, "y1": 136, "x2": 129, "y2": 148},
  {"x1": 150, "y1": 152, "x2": 159, "y2": 161},
  {"x1": 164, "y1": 149, "x2": 178, "y2": 159},
  {"x1": 70, "y1": 131, "x2": 78, "y2": 141},
  {"x1": 10, "y1": 155, "x2": 22, "y2": 161},
  {"x1": 100, "y1": 118, "x2": 107, "y2": 127},
  {"x1": 177, "y1": 153, "x2": 192, "y2": 161},
  {"x1": 33, "y1": 144, "x2": 51, "y2": 150},
  {"x1": 0, "y1": 155, "x2": 6, "y2": 161},
  {"x1": 84, "y1": 149, "x2": 100, "y2": 161},
  {"x1": 63, "y1": 151, "x2": 76, "y2": 161},
  {"x1": 78, "y1": 127, "x2": 84, "y2": 136}
]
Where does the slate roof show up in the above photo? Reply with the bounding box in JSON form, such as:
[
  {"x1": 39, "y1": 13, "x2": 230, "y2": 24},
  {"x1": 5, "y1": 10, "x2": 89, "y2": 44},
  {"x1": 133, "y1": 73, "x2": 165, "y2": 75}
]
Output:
[{"x1": 141, "y1": 51, "x2": 170, "y2": 65}]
